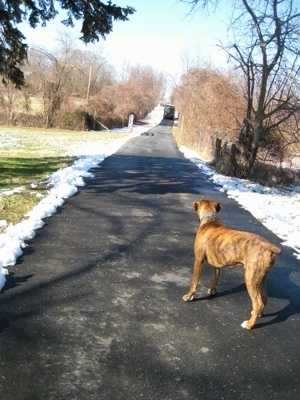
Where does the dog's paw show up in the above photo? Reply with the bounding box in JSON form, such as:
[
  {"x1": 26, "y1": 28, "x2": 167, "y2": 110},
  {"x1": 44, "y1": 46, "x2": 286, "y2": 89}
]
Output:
[
  {"x1": 183, "y1": 294, "x2": 194, "y2": 302},
  {"x1": 241, "y1": 320, "x2": 252, "y2": 329},
  {"x1": 208, "y1": 288, "x2": 217, "y2": 296}
]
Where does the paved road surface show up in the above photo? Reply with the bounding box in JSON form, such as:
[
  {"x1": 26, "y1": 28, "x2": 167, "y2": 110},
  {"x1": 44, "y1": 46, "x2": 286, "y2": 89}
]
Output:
[{"x1": 0, "y1": 121, "x2": 299, "y2": 399}]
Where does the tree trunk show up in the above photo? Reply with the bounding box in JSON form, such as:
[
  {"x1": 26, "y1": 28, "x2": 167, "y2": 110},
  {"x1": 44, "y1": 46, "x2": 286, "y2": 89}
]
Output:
[
  {"x1": 214, "y1": 138, "x2": 238, "y2": 177},
  {"x1": 214, "y1": 120, "x2": 259, "y2": 179},
  {"x1": 235, "y1": 119, "x2": 258, "y2": 177}
]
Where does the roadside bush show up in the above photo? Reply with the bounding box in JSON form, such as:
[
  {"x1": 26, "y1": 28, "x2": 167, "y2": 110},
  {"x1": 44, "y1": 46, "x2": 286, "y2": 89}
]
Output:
[
  {"x1": 249, "y1": 162, "x2": 300, "y2": 186},
  {"x1": 97, "y1": 113, "x2": 123, "y2": 129},
  {"x1": 0, "y1": 112, "x2": 44, "y2": 127},
  {"x1": 173, "y1": 67, "x2": 245, "y2": 161},
  {"x1": 56, "y1": 111, "x2": 90, "y2": 130}
]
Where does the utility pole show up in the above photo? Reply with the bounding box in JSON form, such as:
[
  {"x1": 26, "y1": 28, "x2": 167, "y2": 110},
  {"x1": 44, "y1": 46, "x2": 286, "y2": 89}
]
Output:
[{"x1": 86, "y1": 66, "x2": 92, "y2": 105}]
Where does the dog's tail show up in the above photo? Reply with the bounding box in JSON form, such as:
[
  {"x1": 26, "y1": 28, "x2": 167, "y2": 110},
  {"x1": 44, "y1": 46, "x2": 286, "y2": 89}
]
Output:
[{"x1": 269, "y1": 244, "x2": 282, "y2": 255}]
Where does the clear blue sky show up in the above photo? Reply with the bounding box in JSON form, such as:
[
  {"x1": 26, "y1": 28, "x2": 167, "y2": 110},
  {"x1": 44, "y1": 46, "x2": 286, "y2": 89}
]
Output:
[{"x1": 20, "y1": 0, "x2": 230, "y2": 78}]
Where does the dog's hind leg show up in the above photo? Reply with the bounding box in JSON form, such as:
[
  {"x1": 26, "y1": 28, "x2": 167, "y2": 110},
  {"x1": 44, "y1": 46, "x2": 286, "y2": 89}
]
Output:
[
  {"x1": 183, "y1": 258, "x2": 204, "y2": 302},
  {"x1": 249, "y1": 274, "x2": 269, "y2": 319},
  {"x1": 260, "y1": 274, "x2": 269, "y2": 309},
  {"x1": 208, "y1": 267, "x2": 220, "y2": 295},
  {"x1": 258, "y1": 251, "x2": 277, "y2": 314},
  {"x1": 241, "y1": 266, "x2": 265, "y2": 329}
]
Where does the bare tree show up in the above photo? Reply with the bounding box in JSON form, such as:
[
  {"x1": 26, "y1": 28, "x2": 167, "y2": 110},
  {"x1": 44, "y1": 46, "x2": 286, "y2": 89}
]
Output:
[
  {"x1": 27, "y1": 46, "x2": 75, "y2": 127},
  {"x1": 23, "y1": 32, "x2": 114, "y2": 128},
  {"x1": 181, "y1": 0, "x2": 300, "y2": 177},
  {"x1": 62, "y1": 47, "x2": 114, "y2": 99},
  {"x1": 0, "y1": 81, "x2": 20, "y2": 124}
]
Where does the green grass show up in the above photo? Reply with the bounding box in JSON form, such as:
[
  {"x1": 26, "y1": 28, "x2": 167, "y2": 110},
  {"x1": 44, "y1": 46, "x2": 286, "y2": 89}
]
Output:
[
  {"x1": 1, "y1": 192, "x2": 43, "y2": 226},
  {"x1": 0, "y1": 127, "x2": 127, "y2": 230},
  {"x1": 0, "y1": 156, "x2": 75, "y2": 188},
  {"x1": 0, "y1": 156, "x2": 76, "y2": 227}
]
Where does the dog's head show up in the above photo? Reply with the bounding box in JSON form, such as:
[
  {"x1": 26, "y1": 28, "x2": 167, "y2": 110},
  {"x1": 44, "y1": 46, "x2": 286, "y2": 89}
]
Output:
[{"x1": 193, "y1": 199, "x2": 221, "y2": 220}]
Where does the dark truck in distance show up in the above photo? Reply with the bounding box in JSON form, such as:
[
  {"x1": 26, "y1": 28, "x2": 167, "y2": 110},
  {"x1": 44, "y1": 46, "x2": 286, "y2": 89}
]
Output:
[{"x1": 163, "y1": 104, "x2": 175, "y2": 120}]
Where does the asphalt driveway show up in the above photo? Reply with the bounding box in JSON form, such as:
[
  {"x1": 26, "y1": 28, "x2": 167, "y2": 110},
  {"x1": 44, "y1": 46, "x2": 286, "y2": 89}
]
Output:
[{"x1": 0, "y1": 120, "x2": 299, "y2": 399}]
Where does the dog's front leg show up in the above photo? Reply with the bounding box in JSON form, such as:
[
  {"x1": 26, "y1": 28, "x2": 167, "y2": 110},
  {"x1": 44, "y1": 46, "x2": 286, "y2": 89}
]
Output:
[{"x1": 183, "y1": 258, "x2": 204, "y2": 302}]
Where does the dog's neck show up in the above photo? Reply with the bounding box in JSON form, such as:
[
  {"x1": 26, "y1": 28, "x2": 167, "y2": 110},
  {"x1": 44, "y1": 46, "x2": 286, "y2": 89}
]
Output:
[{"x1": 199, "y1": 212, "x2": 218, "y2": 225}]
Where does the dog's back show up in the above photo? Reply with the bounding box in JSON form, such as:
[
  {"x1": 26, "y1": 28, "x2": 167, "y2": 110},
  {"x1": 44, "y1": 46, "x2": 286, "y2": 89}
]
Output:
[{"x1": 196, "y1": 217, "x2": 281, "y2": 268}]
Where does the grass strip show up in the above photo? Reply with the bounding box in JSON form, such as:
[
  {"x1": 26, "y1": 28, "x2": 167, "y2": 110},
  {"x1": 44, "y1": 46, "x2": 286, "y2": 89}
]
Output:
[
  {"x1": 0, "y1": 127, "x2": 127, "y2": 230},
  {"x1": 0, "y1": 156, "x2": 76, "y2": 229}
]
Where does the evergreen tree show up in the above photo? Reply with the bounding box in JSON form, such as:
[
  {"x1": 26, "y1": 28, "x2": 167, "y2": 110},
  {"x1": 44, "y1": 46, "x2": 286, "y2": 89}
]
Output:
[{"x1": 0, "y1": 0, "x2": 135, "y2": 87}]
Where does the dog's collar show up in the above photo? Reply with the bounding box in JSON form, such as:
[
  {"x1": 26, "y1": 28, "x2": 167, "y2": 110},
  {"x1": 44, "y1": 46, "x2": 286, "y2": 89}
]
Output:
[{"x1": 199, "y1": 212, "x2": 218, "y2": 225}]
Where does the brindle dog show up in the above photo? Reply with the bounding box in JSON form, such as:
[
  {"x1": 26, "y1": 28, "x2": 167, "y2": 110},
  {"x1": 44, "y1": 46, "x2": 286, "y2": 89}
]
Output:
[{"x1": 183, "y1": 199, "x2": 281, "y2": 329}]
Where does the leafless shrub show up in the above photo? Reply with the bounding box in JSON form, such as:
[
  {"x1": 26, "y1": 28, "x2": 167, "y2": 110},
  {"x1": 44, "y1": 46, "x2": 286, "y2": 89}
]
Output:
[{"x1": 173, "y1": 66, "x2": 245, "y2": 160}]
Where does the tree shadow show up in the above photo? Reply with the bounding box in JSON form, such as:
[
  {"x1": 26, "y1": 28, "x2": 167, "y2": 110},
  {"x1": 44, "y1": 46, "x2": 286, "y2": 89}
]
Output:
[{"x1": 1, "y1": 272, "x2": 34, "y2": 292}]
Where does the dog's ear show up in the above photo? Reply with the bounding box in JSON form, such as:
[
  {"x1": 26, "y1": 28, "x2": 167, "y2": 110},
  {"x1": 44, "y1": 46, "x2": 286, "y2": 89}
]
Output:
[
  {"x1": 214, "y1": 202, "x2": 221, "y2": 213},
  {"x1": 193, "y1": 201, "x2": 199, "y2": 211}
]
